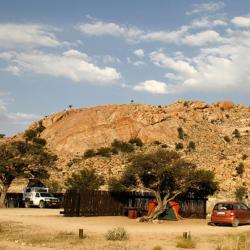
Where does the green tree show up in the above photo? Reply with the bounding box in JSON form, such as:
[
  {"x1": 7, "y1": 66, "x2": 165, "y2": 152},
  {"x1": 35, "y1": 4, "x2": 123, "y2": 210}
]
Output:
[
  {"x1": 65, "y1": 168, "x2": 104, "y2": 190},
  {"x1": 235, "y1": 186, "x2": 248, "y2": 201},
  {"x1": 109, "y1": 149, "x2": 218, "y2": 221},
  {"x1": 0, "y1": 134, "x2": 5, "y2": 139},
  {"x1": 0, "y1": 139, "x2": 57, "y2": 207}
]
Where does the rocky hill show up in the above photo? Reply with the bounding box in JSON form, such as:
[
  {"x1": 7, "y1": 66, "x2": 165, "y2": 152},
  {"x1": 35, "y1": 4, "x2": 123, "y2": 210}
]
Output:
[{"x1": 10, "y1": 100, "x2": 250, "y2": 198}]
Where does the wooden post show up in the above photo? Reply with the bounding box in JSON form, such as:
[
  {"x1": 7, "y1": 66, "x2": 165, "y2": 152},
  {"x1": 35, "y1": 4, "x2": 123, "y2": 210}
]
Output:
[
  {"x1": 183, "y1": 232, "x2": 188, "y2": 239},
  {"x1": 79, "y1": 229, "x2": 84, "y2": 239},
  {"x1": 188, "y1": 231, "x2": 191, "y2": 240}
]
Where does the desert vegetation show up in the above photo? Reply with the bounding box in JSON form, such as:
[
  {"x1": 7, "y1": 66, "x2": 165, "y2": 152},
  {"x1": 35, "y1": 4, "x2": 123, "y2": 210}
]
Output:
[
  {"x1": 108, "y1": 149, "x2": 218, "y2": 221},
  {"x1": 0, "y1": 125, "x2": 57, "y2": 207}
]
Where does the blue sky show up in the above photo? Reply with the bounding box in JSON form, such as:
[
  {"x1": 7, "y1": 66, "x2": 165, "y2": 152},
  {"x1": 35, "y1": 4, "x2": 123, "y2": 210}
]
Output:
[{"x1": 1, "y1": 0, "x2": 250, "y2": 135}]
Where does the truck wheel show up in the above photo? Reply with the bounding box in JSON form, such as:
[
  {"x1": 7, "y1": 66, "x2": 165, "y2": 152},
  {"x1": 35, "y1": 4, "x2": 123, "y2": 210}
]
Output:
[
  {"x1": 39, "y1": 201, "x2": 45, "y2": 208},
  {"x1": 25, "y1": 201, "x2": 30, "y2": 208}
]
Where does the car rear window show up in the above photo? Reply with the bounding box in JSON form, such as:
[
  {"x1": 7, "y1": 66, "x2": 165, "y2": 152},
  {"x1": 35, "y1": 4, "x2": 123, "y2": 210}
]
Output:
[{"x1": 214, "y1": 203, "x2": 233, "y2": 210}]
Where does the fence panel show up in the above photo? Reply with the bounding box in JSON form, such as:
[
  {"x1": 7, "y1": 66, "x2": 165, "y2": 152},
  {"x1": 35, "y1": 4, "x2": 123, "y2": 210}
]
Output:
[{"x1": 63, "y1": 190, "x2": 207, "y2": 218}]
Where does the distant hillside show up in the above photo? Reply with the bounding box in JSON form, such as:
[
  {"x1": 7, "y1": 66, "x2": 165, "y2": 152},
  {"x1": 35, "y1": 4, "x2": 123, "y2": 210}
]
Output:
[{"x1": 10, "y1": 100, "x2": 250, "y2": 198}]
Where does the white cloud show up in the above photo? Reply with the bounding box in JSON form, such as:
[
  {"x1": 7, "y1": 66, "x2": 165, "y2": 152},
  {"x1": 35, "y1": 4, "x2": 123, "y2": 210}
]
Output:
[
  {"x1": 165, "y1": 73, "x2": 183, "y2": 81},
  {"x1": 133, "y1": 49, "x2": 144, "y2": 58},
  {"x1": 78, "y1": 21, "x2": 144, "y2": 42},
  {"x1": 0, "y1": 24, "x2": 60, "y2": 48},
  {"x1": 191, "y1": 18, "x2": 227, "y2": 29},
  {"x1": 133, "y1": 80, "x2": 169, "y2": 94},
  {"x1": 102, "y1": 54, "x2": 120, "y2": 64},
  {"x1": 132, "y1": 61, "x2": 145, "y2": 66},
  {"x1": 182, "y1": 30, "x2": 221, "y2": 46},
  {"x1": 63, "y1": 49, "x2": 90, "y2": 61},
  {"x1": 1, "y1": 50, "x2": 121, "y2": 84},
  {"x1": 78, "y1": 19, "x2": 225, "y2": 46},
  {"x1": 0, "y1": 99, "x2": 40, "y2": 125},
  {"x1": 150, "y1": 51, "x2": 197, "y2": 75},
  {"x1": 232, "y1": 16, "x2": 250, "y2": 27},
  {"x1": 149, "y1": 29, "x2": 250, "y2": 94},
  {"x1": 4, "y1": 65, "x2": 21, "y2": 75},
  {"x1": 186, "y1": 1, "x2": 225, "y2": 15},
  {"x1": 141, "y1": 26, "x2": 188, "y2": 44}
]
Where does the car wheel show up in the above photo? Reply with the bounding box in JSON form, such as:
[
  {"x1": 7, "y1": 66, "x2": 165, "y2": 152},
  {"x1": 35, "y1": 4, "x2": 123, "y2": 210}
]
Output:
[
  {"x1": 24, "y1": 201, "x2": 30, "y2": 208},
  {"x1": 39, "y1": 201, "x2": 45, "y2": 209},
  {"x1": 232, "y1": 219, "x2": 239, "y2": 227}
]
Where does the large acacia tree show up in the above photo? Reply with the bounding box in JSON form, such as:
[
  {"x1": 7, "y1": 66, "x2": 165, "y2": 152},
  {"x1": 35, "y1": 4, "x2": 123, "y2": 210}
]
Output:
[
  {"x1": 0, "y1": 128, "x2": 57, "y2": 207},
  {"x1": 109, "y1": 149, "x2": 219, "y2": 220}
]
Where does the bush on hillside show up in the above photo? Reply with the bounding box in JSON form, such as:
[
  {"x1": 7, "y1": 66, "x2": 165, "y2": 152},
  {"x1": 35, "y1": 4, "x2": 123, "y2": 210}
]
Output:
[
  {"x1": 111, "y1": 139, "x2": 134, "y2": 153},
  {"x1": 128, "y1": 137, "x2": 143, "y2": 147},
  {"x1": 96, "y1": 147, "x2": 112, "y2": 157},
  {"x1": 83, "y1": 149, "x2": 96, "y2": 158}
]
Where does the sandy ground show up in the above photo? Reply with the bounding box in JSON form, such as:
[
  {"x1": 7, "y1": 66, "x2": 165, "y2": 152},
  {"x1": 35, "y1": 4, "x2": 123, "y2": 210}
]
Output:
[{"x1": 0, "y1": 208, "x2": 250, "y2": 250}]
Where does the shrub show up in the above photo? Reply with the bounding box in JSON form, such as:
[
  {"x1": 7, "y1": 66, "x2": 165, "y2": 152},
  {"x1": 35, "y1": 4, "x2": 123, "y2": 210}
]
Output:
[
  {"x1": 176, "y1": 238, "x2": 196, "y2": 249},
  {"x1": 175, "y1": 142, "x2": 184, "y2": 150},
  {"x1": 108, "y1": 177, "x2": 127, "y2": 192},
  {"x1": 0, "y1": 134, "x2": 5, "y2": 139},
  {"x1": 223, "y1": 136, "x2": 230, "y2": 142},
  {"x1": 65, "y1": 168, "x2": 104, "y2": 190},
  {"x1": 233, "y1": 129, "x2": 241, "y2": 138},
  {"x1": 153, "y1": 140, "x2": 161, "y2": 145},
  {"x1": 96, "y1": 147, "x2": 112, "y2": 157},
  {"x1": 83, "y1": 149, "x2": 96, "y2": 158},
  {"x1": 235, "y1": 186, "x2": 248, "y2": 201},
  {"x1": 236, "y1": 162, "x2": 244, "y2": 176},
  {"x1": 111, "y1": 147, "x2": 119, "y2": 155},
  {"x1": 67, "y1": 157, "x2": 81, "y2": 167},
  {"x1": 105, "y1": 227, "x2": 129, "y2": 241},
  {"x1": 242, "y1": 154, "x2": 248, "y2": 160},
  {"x1": 32, "y1": 137, "x2": 46, "y2": 146},
  {"x1": 44, "y1": 180, "x2": 62, "y2": 193},
  {"x1": 161, "y1": 144, "x2": 168, "y2": 148},
  {"x1": 24, "y1": 129, "x2": 37, "y2": 141},
  {"x1": 177, "y1": 127, "x2": 184, "y2": 140},
  {"x1": 128, "y1": 137, "x2": 143, "y2": 147},
  {"x1": 187, "y1": 141, "x2": 196, "y2": 151},
  {"x1": 111, "y1": 139, "x2": 134, "y2": 153}
]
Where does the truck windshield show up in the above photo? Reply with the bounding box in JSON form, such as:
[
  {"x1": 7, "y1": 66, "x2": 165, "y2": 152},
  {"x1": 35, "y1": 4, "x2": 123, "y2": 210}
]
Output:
[{"x1": 40, "y1": 193, "x2": 53, "y2": 197}]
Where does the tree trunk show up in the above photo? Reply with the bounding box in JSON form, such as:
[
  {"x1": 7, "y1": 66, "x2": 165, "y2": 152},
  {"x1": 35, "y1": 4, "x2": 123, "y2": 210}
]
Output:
[
  {"x1": 0, "y1": 183, "x2": 11, "y2": 208},
  {"x1": 146, "y1": 191, "x2": 166, "y2": 220},
  {"x1": 140, "y1": 191, "x2": 182, "y2": 222}
]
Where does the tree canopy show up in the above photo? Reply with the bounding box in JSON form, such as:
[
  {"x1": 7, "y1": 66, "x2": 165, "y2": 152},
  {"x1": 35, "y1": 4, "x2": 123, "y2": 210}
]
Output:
[
  {"x1": 0, "y1": 126, "x2": 57, "y2": 207},
  {"x1": 109, "y1": 149, "x2": 219, "y2": 220},
  {"x1": 65, "y1": 168, "x2": 104, "y2": 190}
]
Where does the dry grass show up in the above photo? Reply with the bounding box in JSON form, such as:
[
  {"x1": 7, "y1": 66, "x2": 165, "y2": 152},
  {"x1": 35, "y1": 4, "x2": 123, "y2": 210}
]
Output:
[
  {"x1": 215, "y1": 231, "x2": 250, "y2": 250},
  {"x1": 105, "y1": 227, "x2": 129, "y2": 241},
  {"x1": 176, "y1": 237, "x2": 196, "y2": 249},
  {"x1": 151, "y1": 246, "x2": 164, "y2": 250},
  {"x1": 0, "y1": 221, "x2": 85, "y2": 248}
]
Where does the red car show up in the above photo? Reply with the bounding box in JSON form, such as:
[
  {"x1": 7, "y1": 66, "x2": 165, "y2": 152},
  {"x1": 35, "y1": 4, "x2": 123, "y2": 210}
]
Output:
[{"x1": 211, "y1": 202, "x2": 250, "y2": 227}]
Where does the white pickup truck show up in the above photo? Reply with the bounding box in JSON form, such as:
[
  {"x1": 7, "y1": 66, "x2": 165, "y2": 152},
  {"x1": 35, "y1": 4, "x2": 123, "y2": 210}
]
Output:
[{"x1": 23, "y1": 187, "x2": 60, "y2": 208}]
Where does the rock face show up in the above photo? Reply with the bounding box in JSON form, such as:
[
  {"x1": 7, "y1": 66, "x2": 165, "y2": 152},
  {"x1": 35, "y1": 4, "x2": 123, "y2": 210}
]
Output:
[
  {"x1": 27, "y1": 100, "x2": 250, "y2": 198},
  {"x1": 41, "y1": 104, "x2": 179, "y2": 155}
]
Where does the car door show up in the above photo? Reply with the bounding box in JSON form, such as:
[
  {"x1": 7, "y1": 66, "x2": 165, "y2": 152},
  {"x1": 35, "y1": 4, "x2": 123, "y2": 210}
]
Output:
[
  {"x1": 234, "y1": 203, "x2": 242, "y2": 222},
  {"x1": 239, "y1": 203, "x2": 249, "y2": 223}
]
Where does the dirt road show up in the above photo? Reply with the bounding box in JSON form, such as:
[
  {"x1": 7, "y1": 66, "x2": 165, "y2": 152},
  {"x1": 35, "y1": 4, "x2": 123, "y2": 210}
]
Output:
[{"x1": 0, "y1": 208, "x2": 250, "y2": 249}]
